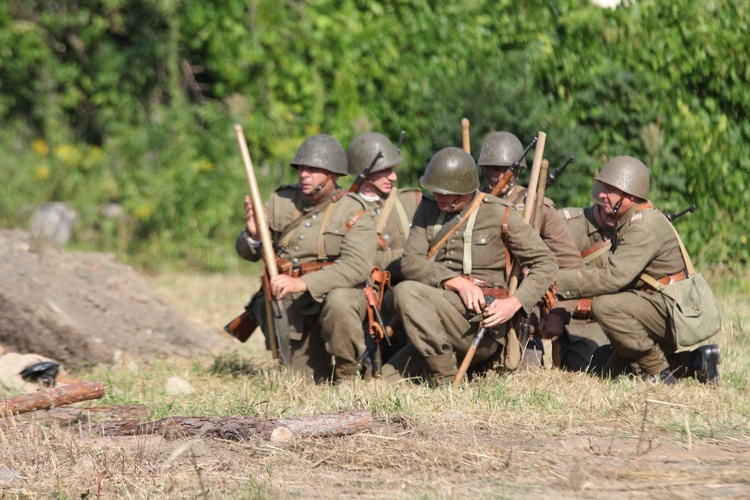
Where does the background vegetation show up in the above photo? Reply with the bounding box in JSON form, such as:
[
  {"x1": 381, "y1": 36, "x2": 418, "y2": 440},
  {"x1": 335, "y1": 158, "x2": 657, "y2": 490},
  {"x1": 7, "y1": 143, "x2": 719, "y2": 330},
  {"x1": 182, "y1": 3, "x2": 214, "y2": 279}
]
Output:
[{"x1": 1, "y1": 0, "x2": 748, "y2": 271}]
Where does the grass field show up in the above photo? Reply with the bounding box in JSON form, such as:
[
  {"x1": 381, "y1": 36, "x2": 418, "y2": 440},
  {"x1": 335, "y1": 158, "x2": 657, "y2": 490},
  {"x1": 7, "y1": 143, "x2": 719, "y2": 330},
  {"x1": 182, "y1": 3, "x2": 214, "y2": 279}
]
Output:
[{"x1": 1, "y1": 269, "x2": 748, "y2": 498}]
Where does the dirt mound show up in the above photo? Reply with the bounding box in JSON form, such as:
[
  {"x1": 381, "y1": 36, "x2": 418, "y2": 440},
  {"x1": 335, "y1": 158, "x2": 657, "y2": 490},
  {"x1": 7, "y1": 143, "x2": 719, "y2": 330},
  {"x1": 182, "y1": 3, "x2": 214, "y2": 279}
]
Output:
[{"x1": 0, "y1": 228, "x2": 215, "y2": 368}]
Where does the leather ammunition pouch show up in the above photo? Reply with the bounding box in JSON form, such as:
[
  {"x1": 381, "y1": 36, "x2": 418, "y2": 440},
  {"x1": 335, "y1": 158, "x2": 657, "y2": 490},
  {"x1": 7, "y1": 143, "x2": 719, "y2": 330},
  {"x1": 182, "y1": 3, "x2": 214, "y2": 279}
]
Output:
[{"x1": 573, "y1": 298, "x2": 593, "y2": 320}]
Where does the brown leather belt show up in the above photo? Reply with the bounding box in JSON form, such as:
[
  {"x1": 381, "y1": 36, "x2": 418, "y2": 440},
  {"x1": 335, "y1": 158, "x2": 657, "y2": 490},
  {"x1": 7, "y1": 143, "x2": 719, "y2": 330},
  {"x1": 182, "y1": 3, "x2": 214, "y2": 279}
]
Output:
[
  {"x1": 654, "y1": 270, "x2": 688, "y2": 287},
  {"x1": 460, "y1": 275, "x2": 509, "y2": 299},
  {"x1": 276, "y1": 258, "x2": 334, "y2": 277},
  {"x1": 574, "y1": 270, "x2": 689, "y2": 320}
]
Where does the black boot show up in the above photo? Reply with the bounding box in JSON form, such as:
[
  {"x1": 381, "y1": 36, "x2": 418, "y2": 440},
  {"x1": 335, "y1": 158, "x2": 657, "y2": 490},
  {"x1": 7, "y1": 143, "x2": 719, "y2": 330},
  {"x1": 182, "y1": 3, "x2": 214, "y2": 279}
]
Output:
[{"x1": 691, "y1": 344, "x2": 720, "y2": 386}]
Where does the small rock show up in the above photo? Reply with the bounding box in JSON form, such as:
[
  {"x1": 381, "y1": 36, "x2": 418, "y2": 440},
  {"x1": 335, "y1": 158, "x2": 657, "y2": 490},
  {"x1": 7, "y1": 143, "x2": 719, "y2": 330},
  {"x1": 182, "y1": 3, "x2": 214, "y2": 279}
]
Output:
[
  {"x1": 164, "y1": 376, "x2": 194, "y2": 395},
  {"x1": 73, "y1": 455, "x2": 96, "y2": 473},
  {"x1": 270, "y1": 426, "x2": 294, "y2": 442}
]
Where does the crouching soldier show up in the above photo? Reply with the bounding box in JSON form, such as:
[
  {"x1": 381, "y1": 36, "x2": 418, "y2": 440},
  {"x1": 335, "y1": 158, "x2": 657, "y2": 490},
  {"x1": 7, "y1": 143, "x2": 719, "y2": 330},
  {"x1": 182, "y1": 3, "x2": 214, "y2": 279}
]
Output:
[
  {"x1": 236, "y1": 134, "x2": 376, "y2": 382},
  {"x1": 381, "y1": 147, "x2": 557, "y2": 384}
]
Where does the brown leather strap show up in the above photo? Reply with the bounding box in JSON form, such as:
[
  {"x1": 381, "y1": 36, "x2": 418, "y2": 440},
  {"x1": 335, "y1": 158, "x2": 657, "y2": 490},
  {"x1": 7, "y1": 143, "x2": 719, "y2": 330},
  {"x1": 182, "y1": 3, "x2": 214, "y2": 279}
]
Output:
[
  {"x1": 427, "y1": 193, "x2": 486, "y2": 261},
  {"x1": 278, "y1": 189, "x2": 347, "y2": 249}
]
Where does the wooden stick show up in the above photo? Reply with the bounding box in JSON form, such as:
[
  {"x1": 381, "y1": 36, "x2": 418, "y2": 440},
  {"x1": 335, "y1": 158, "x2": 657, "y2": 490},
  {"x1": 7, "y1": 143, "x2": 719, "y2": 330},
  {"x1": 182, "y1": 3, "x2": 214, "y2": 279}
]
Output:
[
  {"x1": 461, "y1": 118, "x2": 471, "y2": 154},
  {"x1": 0, "y1": 382, "x2": 105, "y2": 417}
]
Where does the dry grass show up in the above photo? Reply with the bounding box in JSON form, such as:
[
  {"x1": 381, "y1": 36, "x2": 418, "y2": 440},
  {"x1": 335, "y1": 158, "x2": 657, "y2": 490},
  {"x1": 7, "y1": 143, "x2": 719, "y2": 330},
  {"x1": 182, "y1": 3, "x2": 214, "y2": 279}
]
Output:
[{"x1": 1, "y1": 271, "x2": 748, "y2": 498}]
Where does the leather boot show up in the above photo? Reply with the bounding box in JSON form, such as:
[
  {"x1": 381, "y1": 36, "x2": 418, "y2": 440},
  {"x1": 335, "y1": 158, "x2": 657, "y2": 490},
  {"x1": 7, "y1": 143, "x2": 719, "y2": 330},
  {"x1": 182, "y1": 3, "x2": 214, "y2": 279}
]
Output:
[
  {"x1": 691, "y1": 344, "x2": 720, "y2": 386},
  {"x1": 334, "y1": 360, "x2": 363, "y2": 383},
  {"x1": 425, "y1": 352, "x2": 458, "y2": 385},
  {"x1": 636, "y1": 346, "x2": 676, "y2": 385}
]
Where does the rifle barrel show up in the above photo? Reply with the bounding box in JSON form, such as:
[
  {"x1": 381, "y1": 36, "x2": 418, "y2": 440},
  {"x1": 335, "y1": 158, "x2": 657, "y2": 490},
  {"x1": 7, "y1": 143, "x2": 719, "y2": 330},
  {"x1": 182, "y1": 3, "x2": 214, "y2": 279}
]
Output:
[{"x1": 546, "y1": 155, "x2": 574, "y2": 187}]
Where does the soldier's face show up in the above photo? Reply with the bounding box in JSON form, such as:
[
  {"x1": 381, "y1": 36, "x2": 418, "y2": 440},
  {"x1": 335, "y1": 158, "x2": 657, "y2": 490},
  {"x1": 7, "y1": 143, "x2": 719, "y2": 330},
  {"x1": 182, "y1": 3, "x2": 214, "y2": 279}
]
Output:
[
  {"x1": 298, "y1": 165, "x2": 332, "y2": 195},
  {"x1": 598, "y1": 182, "x2": 634, "y2": 219},
  {"x1": 434, "y1": 192, "x2": 472, "y2": 212},
  {"x1": 367, "y1": 167, "x2": 397, "y2": 195},
  {"x1": 482, "y1": 166, "x2": 513, "y2": 195}
]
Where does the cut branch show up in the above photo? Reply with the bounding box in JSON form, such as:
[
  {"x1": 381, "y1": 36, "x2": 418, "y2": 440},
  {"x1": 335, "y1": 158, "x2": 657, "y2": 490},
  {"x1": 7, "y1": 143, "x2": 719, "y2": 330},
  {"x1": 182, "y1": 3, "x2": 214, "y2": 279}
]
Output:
[{"x1": 0, "y1": 382, "x2": 105, "y2": 417}]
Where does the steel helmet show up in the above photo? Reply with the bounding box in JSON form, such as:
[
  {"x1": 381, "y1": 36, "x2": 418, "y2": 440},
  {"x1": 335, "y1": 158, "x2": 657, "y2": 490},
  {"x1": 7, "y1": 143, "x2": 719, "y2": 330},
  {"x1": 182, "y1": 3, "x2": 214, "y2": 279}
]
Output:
[
  {"x1": 420, "y1": 147, "x2": 479, "y2": 195},
  {"x1": 347, "y1": 132, "x2": 404, "y2": 176},
  {"x1": 596, "y1": 155, "x2": 649, "y2": 200},
  {"x1": 477, "y1": 131, "x2": 527, "y2": 168},
  {"x1": 290, "y1": 134, "x2": 348, "y2": 175}
]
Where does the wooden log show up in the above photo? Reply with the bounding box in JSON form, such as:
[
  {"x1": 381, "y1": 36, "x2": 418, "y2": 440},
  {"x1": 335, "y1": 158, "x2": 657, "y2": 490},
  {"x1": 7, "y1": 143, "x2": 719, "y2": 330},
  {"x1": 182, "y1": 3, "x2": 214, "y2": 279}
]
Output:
[
  {"x1": 0, "y1": 382, "x2": 105, "y2": 417},
  {"x1": 89, "y1": 410, "x2": 373, "y2": 441},
  {"x1": 28, "y1": 404, "x2": 151, "y2": 423}
]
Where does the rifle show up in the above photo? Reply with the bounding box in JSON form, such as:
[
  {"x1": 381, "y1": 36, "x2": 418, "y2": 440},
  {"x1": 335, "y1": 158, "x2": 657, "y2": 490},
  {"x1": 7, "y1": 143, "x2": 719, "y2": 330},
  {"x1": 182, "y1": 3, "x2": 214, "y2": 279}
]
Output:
[
  {"x1": 461, "y1": 118, "x2": 471, "y2": 154},
  {"x1": 545, "y1": 156, "x2": 574, "y2": 189},
  {"x1": 233, "y1": 124, "x2": 293, "y2": 366},
  {"x1": 488, "y1": 136, "x2": 538, "y2": 197},
  {"x1": 501, "y1": 133, "x2": 547, "y2": 371},
  {"x1": 396, "y1": 130, "x2": 405, "y2": 153},
  {"x1": 349, "y1": 150, "x2": 384, "y2": 194},
  {"x1": 666, "y1": 204, "x2": 696, "y2": 221}
]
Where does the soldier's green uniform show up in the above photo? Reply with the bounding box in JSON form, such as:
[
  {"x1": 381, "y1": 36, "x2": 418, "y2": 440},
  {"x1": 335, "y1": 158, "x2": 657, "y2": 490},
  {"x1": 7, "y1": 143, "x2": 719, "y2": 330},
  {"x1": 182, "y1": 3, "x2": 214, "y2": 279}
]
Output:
[
  {"x1": 556, "y1": 156, "x2": 691, "y2": 381},
  {"x1": 557, "y1": 205, "x2": 614, "y2": 371},
  {"x1": 320, "y1": 132, "x2": 419, "y2": 380},
  {"x1": 382, "y1": 148, "x2": 557, "y2": 382},
  {"x1": 236, "y1": 135, "x2": 376, "y2": 382}
]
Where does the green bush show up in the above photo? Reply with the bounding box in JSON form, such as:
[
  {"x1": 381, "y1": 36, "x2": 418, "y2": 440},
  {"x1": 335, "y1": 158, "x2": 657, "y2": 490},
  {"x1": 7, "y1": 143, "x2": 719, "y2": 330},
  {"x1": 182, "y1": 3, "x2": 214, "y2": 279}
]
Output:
[{"x1": 1, "y1": 0, "x2": 747, "y2": 270}]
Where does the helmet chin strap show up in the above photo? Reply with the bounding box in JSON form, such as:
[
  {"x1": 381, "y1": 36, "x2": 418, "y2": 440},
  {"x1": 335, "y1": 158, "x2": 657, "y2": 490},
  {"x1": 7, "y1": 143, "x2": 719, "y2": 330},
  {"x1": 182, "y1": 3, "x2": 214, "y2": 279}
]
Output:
[
  {"x1": 611, "y1": 196, "x2": 623, "y2": 216},
  {"x1": 447, "y1": 194, "x2": 462, "y2": 212},
  {"x1": 309, "y1": 173, "x2": 333, "y2": 197}
]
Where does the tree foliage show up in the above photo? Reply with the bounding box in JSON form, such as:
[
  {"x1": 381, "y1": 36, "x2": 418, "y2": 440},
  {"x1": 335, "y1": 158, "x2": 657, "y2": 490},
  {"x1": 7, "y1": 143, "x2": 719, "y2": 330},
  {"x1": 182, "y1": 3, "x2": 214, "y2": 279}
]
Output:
[{"x1": 0, "y1": 0, "x2": 747, "y2": 270}]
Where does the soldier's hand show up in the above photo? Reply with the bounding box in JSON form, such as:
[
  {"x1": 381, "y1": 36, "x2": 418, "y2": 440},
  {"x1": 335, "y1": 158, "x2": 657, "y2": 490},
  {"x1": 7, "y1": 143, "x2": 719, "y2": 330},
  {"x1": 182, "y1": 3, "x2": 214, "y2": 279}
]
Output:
[
  {"x1": 244, "y1": 195, "x2": 260, "y2": 240},
  {"x1": 443, "y1": 276, "x2": 485, "y2": 314},
  {"x1": 540, "y1": 311, "x2": 566, "y2": 341},
  {"x1": 481, "y1": 296, "x2": 522, "y2": 328},
  {"x1": 270, "y1": 274, "x2": 307, "y2": 299}
]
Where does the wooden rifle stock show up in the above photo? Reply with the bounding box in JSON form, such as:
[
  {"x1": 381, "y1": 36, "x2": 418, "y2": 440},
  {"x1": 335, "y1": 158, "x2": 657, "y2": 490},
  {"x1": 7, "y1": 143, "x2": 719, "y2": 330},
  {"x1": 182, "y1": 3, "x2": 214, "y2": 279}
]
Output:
[
  {"x1": 234, "y1": 124, "x2": 292, "y2": 366},
  {"x1": 461, "y1": 118, "x2": 471, "y2": 154},
  {"x1": 488, "y1": 136, "x2": 538, "y2": 197}
]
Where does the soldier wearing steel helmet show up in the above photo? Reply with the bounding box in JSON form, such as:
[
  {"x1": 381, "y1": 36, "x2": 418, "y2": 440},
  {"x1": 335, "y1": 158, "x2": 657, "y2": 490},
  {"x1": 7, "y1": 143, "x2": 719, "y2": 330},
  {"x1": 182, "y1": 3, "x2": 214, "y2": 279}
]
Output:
[
  {"x1": 319, "y1": 131, "x2": 421, "y2": 381},
  {"x1": 235, "y1": 134, "x2": 377, "y2": 382},
  {"x1": 559, "y1": 167, "x2": 720, "y2": 383},
  {"x1": 477, "y1": 132, "x2": 583, "y2": 355},
  {"x1": 381, "y1": 147, "x2": 557, "y2": 383},
  {"x1": 556, "y1": 155, "x2": 720, "y2": 384}
]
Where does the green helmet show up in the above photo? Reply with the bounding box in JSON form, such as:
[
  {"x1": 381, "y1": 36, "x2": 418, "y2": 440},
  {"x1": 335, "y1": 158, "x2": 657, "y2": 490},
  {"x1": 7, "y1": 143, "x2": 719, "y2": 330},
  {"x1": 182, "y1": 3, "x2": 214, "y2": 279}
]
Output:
[
  {"x1": 596, "y1": 155, "x2": 649, "y2": 200},
  {"x1": 347, "y1": 132, "x2": 404, "y2": 176},
  {"x1": 290, "y1": 134, "x2": 348, "y2": 175},
  {"x1": 420, "y1": 147, "x2": 479, "y2": 195},
  {"x1": 477, "y1": 131, "x2": 526, "y2": 168}
]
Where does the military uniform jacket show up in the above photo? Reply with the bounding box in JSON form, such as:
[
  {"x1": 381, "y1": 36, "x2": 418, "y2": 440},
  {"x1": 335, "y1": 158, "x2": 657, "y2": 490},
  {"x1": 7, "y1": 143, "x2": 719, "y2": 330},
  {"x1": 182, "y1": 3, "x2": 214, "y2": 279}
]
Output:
[
  {"x1": 556, "y1": 203, "x2": 685, "y2": 299},
  {"x1": 401, "y1": 193, "x2": 558, "y2": 314},
  {"x1": 501, "y1": 185, "x2": 583, "y2": 271},
  {"x1": 236, "y1": 184, "x2": 377, "y2": 303},
  {"x1": 558, "y1": 205, "x2": 617, "y2": 270},
  {"x1": 358, "y1": 188, "x2": 421, "y2": 282}
]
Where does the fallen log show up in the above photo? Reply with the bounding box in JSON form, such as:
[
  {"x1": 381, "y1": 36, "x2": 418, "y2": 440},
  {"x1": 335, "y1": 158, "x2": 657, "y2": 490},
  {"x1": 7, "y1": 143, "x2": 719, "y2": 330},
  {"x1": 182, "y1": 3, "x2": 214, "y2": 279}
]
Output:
[
  {"x1": 27, "y1": 404, "x2": 150, "y2": 424},
  {"x1": 88, "y1": 410, "x2": 373, "y2": 441},
  {"x1": 0, "y1": 381, "x2": 105, "y2": 417}
]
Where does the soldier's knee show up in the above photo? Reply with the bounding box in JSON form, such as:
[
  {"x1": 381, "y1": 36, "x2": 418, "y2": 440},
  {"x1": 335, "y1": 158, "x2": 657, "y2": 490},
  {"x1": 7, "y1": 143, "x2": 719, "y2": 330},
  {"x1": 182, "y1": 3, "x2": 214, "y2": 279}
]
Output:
[
  {"x1": 591, "y1": 295, "x2": 618, "y2": 321},
  {"x1": 393, "y1": 280, "x2": 422, "y2": 307}
]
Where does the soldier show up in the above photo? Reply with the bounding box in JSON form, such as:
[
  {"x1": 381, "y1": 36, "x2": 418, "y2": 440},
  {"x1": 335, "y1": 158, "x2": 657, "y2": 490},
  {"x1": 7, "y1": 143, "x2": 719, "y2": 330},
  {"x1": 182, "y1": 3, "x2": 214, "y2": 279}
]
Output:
[
  {"x1": 235, "y1": 134, "x2": 376, "y2": 383},
  {"x1": 319, "y1": 132, "x2": 420, "y2": 381},
  {"x1": 555, "y1": 155, "x2": 720, "y2": 384},
  {"x1": 381, "y1": 147, "x2": 557, "y2": 383},
  {"x1": 556, "y1": 184, "x2": 617, "y2": 371},
  {"x1": 477, "y1": 131, "x2": 583, "y2": 364}
]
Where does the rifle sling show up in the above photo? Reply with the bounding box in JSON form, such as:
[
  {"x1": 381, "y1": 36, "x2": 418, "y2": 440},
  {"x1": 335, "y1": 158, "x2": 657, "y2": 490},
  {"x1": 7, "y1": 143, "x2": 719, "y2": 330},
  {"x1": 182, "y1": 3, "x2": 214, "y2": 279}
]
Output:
[{"x1": 427, "y1": 193, "x2": 487, "y2": 261}]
